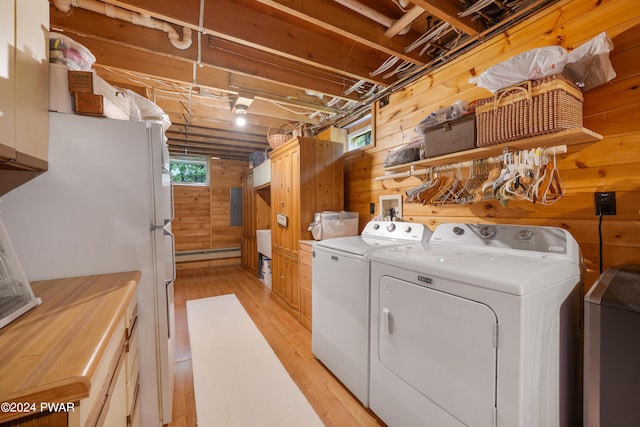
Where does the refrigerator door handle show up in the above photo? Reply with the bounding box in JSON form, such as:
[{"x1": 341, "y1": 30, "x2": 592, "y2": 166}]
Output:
[
  {"x1": 164, "y1": 227, "x2": 176, "y2": 286},
  {"x1": 167, "y1": 179, "x2": 175, "y2": 223}
]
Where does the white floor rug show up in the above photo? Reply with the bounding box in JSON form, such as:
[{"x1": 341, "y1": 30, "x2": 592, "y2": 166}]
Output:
[{"x1": 186, "y1": 294, "x2": 325, "y2": 427}]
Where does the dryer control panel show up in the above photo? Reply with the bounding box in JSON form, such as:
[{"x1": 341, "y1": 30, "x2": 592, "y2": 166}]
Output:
[
  {"x1": 431, "y1": 223, "x2": 576, "y2": 256},
  {"x1": 362, "y1": 221, "x2": 429, "y2": 242}
]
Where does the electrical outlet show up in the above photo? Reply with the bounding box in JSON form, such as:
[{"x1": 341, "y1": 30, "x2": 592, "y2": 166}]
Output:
[
  {"x1": 595, "y1": 192, "x2": 616, "y2": 215},
  {"x1": 369, "y1": 203, "x2": 376, "y2": 215}
]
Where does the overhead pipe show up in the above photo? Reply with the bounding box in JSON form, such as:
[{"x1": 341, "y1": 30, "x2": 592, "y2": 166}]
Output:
[
  {"x1": 333, "y1": 0, "x2": 411, "y2": 36},
  {"x1": 52, "y1": 0, "x2": 193, "y2": 50}
]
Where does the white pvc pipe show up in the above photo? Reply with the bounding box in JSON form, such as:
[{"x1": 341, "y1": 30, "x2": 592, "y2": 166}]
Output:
[
  {"x1": 52, "y1": 0, "x2": 192, "y2": 50},
  {"x1": 334, "y1": 0, "x2": 411, "y2": 35}
]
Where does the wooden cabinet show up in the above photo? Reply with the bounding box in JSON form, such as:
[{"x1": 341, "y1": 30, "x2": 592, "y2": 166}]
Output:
[
  {"x1": 0, "y1": 0, "x2": 49, "y2": 195},
  {"x1": 241, "y1": 171, "x2": 271, "y2": 275},
  {"x1": 272, "y1": 250, "x2": 299, "y2": 316},
  {"x1": 0, "y1": 272, "x2": 139, "y2": 427},
  {"x1": 298, "y1": 240, "x2": 314, "y2": 331},
  {"x1": 241, "y1": 171, "x2": 258, "y2": 273},
  {"x1": 269, "y1": 137, "x2": 343, "y2": 318},
  {"x1": 124, "y1": 294, "x2": 141, "y2": 427}
]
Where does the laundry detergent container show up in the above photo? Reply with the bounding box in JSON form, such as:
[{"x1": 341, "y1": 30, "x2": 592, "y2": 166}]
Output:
[{"x1": 584, "y1": 264, "x2": 640, "y2": 427}]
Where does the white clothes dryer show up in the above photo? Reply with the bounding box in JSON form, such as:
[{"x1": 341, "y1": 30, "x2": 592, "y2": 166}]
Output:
[
  {"x1": 369, "y1": 223, "x2": 583, "y2": 427},
  {"x1": 312, "y1": 220, "x2": 431, "y2": 407}
]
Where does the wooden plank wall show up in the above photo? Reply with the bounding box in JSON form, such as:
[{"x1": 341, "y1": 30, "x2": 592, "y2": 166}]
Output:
[
  {"x1": 210, "y1": 159, "x2": 247, "y2": 249},
  {"x1": 344, "y1": 0, "x2": 640, "y2": 289},
  {"x1": 173, "y1": 185, "x2": 210, "y2": 252},
  {"x1": 173, "y1": 159, "x2": 249, "y2": 268}
]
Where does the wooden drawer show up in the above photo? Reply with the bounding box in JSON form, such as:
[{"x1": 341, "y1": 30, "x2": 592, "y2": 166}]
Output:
[
  {"x1": 126, "y1": 354, "x2": 139, "y2": 415},
  {"x1": 128, "y1": 390, "x2": 141, "y2": 427},
  {"x1": 98, "y1": 350, "x2": 127, "y2": 427},
  {"x1": 126, "y1": 315, "x2": 139, "y2": 381},
  {"x1": 68, "y1": 317, "x2": 126, "y2": 427},
  {"x1": 125, "y1": 298, "x2": 137, "y2": 334}
]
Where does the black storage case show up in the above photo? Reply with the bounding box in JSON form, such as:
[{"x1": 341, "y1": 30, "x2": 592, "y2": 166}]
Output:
[{"x1": 584, "y1": 264, "x2": 640, "y2": 427}]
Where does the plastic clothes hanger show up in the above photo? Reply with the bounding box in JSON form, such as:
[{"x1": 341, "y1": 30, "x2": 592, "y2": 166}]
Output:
[{"x1": 539, "y1": 151, "x2": 565, "y2": 205}]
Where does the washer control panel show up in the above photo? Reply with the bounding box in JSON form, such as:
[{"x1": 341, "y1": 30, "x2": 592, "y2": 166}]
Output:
[
  {"x1": 432, "y1": 223, "x2": 570, "y2": 255},
  {"x1": 362, "y1": 221, "x2": 429, "y2": 242}
]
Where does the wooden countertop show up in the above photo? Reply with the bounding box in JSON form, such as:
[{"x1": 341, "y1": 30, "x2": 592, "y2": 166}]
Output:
[{"x1": 0, "y1": 271, "x2": 140, "y2": 423}]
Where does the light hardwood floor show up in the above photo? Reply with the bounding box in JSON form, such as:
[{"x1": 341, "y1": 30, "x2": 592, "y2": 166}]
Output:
[{"x1": 167, "y1": 265, "x2": 384, "y2": 427}]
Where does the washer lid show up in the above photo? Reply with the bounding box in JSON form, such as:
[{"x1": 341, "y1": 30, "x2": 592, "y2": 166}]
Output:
[
  {"x1": 371, "y1": 243, "x2": 581, "y2": 296},
  {"x1": 313, "y1": 221, "x2": 432, "y2": 257},
  {"x1": 313, "y1": 235, "x2": 416, "y2": 257}
]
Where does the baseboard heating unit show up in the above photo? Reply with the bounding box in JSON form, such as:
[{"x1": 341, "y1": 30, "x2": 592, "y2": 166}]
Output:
[{"x1": 175, "y1": 248, "x2": 241, "y2": 262}]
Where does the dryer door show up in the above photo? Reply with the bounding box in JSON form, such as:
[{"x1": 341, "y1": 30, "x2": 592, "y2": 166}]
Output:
[{"x1": 376, "y1": 276, "x2": 497, "y2": 426}]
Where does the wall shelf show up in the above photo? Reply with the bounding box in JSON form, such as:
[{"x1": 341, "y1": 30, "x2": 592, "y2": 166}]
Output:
[{"x1": 382, "y1": 127, "x2": 602, "y2": 175}]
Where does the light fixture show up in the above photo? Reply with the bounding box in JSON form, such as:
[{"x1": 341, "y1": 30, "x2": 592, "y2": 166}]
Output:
[{"x1": 234, "y1": 104, "x2": 248, "y2": 126}]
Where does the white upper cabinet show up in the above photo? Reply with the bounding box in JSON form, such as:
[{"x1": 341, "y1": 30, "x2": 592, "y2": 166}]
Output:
[{"x1": 1, "y1": 0, "x2": 49, "y2": 167}]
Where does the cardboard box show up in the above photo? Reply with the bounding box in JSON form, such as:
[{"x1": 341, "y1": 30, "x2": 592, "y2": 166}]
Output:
[
  {"x1": 73, "y1": 93, "x2": 104, "y2": 116},
  {"x1": 68, "y1": 70, "x2": 94, "y2": 93}
]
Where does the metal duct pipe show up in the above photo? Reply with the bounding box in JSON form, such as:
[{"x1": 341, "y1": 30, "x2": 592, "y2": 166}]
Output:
[
  {"x1": 334, "y1": 0, "x2": 411, "y2": 35},
  {"x1": 52, "y1": 0, "x2": 193, "y2": 50}
]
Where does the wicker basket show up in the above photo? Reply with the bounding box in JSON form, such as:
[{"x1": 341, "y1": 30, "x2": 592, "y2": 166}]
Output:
[
  {"x1": 267, "y1": 122, "x2": 296, "y2": 149},
  {"x1": 475, "y1": 74, "x2": 583, "y2": 147}
]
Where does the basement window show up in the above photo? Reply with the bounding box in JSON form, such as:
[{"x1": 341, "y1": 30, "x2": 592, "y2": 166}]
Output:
[
  {"x1": 170, "y1": 158, "x2": 209, "y2": 185},
  {"x1": 347, "y1": 125, "x2": 372, "y2": 152},
  {"x1": 345, "y1": 112, "x2": 374, "y2": 153}
]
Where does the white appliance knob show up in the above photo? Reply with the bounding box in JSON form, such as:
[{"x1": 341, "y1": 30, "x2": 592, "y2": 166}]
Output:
[
  {"x1": 479, "y1": 226, "x2": 496, "y2": 239},
  {"x1": 518, "y1": 229, "x2": 534, "y2": 240},
  {"x1": 373, "y1": 223, "x2": 380, "y2": 230},
  {"x1": 404, "y1": 225, "x2": 412, "y2": 233},
  {"x1": 387, "y1": 223, "x2": 396, "y2": 232},
  {"x1": 453, "y1": 226, "x2": 465, "y2": 236}
]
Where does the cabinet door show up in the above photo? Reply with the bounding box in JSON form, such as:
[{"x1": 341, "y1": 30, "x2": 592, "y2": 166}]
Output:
[
  {"x1": 241, "y1": 173, "x2": 255, "y2": 237},
  {"x1": 271, "y1": 152, "x2": 288, "y2": 252},
  {"x1": 298, "y1": 243, "x2": 312, "y2": 329},
  {"x1": 15, "y1": 0, "x2": 48, "y2": 163},
  {"x1": 271, "y1": 251, "x2": 286, "y2": 299},
  {"x1": 241, "y1": 235, "x2": 258, "y2": 272},
  {"x1": 271, "y1": 251, "x2": 299, "y2": 311},
  {"x1": 285, "y1": 256, "x2": 299, "y2": 311},
  {"x1": 0, "y1": 0, "x2": 16, "y2": 158},
  {"x1": 271, "y1": 145, "x2": 300, "y2": 257}
]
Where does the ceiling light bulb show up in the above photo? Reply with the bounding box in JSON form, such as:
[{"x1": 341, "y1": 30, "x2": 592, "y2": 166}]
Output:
[{"x1": 235, "y1": 116, "x2": 246, "y2": 126}]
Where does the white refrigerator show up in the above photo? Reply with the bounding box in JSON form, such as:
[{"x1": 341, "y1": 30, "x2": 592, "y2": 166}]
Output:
[{"x1": 1, "y1": 112, "x2": 176, "y2": 426}]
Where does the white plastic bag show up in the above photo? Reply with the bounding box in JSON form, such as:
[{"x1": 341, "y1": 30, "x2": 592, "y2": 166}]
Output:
[
  {"x1": 563, "y1": 32, "x2": 616, "y2": 91},
  {"x1": 470, "y1": 46, "x2": 567, "y2": 93},
  {"x1": 308, "y1": 211, "x2": 359, "y2": 240},
  {"x1": 470, "y1": 33, "x2": 616, "y2": 93},
  {"x1": 126, "y1": 90, "x2": 172, "y2": 131},
  {"x1": 49, "y1": 33, "x2": 96, "y2": 71}
]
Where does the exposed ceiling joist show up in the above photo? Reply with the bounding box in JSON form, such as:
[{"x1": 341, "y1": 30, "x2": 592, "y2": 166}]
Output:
[{"x1": 50, "y1": 0, "x2": 557, "y2": 160}]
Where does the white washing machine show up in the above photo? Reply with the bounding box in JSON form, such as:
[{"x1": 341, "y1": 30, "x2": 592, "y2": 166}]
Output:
[
  {"x1": 369, "y1": 223, "x2": 583, "y2": 427},
  {"x1": 312, "y1": 220, "x2": 431, "y2": 407}
]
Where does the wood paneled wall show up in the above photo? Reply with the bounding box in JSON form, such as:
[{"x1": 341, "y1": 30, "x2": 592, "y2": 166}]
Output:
[
  {"x1": 173, "y1": 185, "x2": 210, "y2": 252},
  {"x1": 209, "y1": 159, "x2": 247, "y2": 249},
  {"x1": 173, "y1": 159, "x2": 249, "y2": 267},
  {"x1": 344, "y1": 0, "x2": 640, "y2": 289}
]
